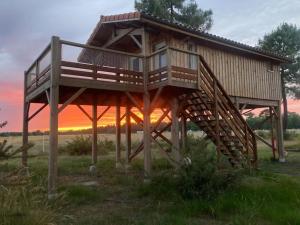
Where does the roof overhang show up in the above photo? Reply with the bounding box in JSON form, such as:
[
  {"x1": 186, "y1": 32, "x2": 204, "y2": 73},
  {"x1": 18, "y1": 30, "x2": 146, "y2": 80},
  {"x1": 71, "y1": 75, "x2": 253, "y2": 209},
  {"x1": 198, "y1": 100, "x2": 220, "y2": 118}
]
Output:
[{"x1": 85, "y1": 12, "x2": 292, "y2": 64}]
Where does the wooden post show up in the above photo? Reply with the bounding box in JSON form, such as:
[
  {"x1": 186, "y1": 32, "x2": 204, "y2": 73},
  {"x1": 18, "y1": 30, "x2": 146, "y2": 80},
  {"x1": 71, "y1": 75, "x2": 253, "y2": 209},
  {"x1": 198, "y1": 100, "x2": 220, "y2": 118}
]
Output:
[
  {"x1": 48, "y1": 36, "x2": 61, "y2": 199},
  {"x1": 115, "y1": 97, "x2": 121, "y2": 168},
  {"x1": 125, "y1": 103, "x2": 131, "y2": 167},
  {"x1": 275, "y1": 104, "x2": 285, "y2": 162},
  {"x1": 92, "y1": 98, "x2": 97, "y2": 165},
  {"x1": 180, "y1": 115, "x2": 187, "y2": 150},
  {"x1": 270, "y1": 107, "x2": 276, "y2": 159},
  {"x1": 142, "y1": 28, "x2": 151, "y2": 180},
  {"x1": 143, "y1": 92, "x2": 151, "y2": 178},
  {"x1": 22, "y1": 71, "x2": 29, "y2": 167},
  {"x1": 171, "y1": 97, "x2": 180, "y2": 163}
]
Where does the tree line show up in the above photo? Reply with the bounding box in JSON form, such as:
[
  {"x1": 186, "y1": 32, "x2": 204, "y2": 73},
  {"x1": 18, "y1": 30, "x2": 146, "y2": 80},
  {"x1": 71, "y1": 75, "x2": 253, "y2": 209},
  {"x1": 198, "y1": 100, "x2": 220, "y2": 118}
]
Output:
[{"x1": 1, "y1": 112, "x2": 300, "y2": 137}]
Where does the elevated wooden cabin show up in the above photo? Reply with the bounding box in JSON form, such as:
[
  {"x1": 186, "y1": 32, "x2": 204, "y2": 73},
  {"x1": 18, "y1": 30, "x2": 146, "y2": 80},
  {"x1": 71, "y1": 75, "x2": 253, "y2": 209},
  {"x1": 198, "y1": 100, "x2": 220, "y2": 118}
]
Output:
[{"x1": 22, "y1": 12, "x2": 290, "y2": 197}]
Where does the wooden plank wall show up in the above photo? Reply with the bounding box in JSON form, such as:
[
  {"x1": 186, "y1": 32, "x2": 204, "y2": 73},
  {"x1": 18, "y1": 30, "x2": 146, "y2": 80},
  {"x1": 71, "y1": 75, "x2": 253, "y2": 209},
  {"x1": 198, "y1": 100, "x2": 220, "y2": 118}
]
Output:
[
  {"x1": 149, "y1": 32, "x2": 282, "y2": 101},
  {"x1": 197, "y1": 45, "x2": 281, "y2": 100}
]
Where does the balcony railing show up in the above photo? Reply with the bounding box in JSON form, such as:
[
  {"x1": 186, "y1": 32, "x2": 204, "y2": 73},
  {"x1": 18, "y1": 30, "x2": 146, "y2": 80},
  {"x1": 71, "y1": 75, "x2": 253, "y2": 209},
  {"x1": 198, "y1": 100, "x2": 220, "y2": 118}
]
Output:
[{"x1": 25, "y1": 37, "x2": 201, "y2": 94}]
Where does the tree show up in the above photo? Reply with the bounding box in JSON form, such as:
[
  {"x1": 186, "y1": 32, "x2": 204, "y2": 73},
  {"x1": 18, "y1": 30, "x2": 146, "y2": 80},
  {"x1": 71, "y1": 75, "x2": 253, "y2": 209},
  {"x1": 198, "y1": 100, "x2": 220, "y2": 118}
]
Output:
[
  {"x1": 135, "y1": 0, "x2": 213, "y2": 31},
  {"x1": 258, "y1": 23, "x2": 300, "y2": 133},
  {"x1": 179, "y1": 1, "x2": 213, "y2": 31}
]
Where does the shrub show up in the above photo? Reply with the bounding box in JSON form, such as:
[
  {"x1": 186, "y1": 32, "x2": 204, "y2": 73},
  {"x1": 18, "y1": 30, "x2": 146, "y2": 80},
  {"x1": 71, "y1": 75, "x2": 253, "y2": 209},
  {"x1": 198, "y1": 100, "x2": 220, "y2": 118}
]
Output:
[
  {"x1": 60, "y1": 136, "x2": 117, "y2": 155},
  {"x1": 140, "y1": 135, "x2": 241, "y2": 200},
  {"x1": 98, "y1": 138, "x2": 115, "y2": 153},
  {"x1": 60, "y1": 135, "x2": 92, "y2": 155},
  {"x1": 178, "y1": 135, "x2": 239, "y2": 199}
]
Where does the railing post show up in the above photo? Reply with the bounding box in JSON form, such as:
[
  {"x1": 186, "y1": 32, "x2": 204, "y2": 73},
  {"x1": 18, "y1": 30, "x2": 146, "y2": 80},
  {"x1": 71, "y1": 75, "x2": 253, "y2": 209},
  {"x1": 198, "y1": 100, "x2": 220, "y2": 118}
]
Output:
[
  {"x1": 245, "y1": 126, "x2": 250, "y2": 168},
  {"x1": 213, "y1": 80, "x2": 221, "y2": 163},
  {"x1": 48, "y1": 36, "x2": 61, "y2": 199},
  {"x1": 35, "y1": 61, "x2": 40, "y2": 87}
]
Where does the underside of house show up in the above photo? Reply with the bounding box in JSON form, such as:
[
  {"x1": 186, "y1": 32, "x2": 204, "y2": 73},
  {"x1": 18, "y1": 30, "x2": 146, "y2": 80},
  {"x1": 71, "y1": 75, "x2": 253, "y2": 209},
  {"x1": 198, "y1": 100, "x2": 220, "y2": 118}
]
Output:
[{"x1": 22, "y1": 12, "x2": 290, "y2": 197}]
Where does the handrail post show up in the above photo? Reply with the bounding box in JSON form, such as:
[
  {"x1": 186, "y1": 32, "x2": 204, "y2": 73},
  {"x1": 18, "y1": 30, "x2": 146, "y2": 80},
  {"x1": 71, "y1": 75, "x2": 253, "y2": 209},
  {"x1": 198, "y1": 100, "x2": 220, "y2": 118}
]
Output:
[
  {"x1": 245, "y1": 126, "x2": 250, "y2": 168},
  {"x1": 48, "y1": 36, "x2": 61, "y2": 199},
  {"x1": 213, "y1": 79, "x2": 221, "y2": 163}
]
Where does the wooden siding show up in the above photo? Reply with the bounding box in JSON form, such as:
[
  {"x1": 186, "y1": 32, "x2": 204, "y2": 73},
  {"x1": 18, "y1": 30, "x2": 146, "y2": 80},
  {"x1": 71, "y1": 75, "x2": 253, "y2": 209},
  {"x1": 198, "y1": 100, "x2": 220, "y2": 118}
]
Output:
[{"x1": 149, "y1": 32, "x2": 282, "y2": 101}]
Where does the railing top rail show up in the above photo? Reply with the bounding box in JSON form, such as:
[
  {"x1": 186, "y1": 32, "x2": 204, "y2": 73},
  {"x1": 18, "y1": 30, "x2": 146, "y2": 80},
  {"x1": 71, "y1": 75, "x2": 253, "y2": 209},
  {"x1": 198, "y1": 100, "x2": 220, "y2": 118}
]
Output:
[
  {"x1": 25, "y1": 42, "x2": 51, "y2": 74},
  {"x1": 60, "y1": 39, "x2": 143, "y2": 58},
  {"x1": 169, "y1": 46, "x2": 200, "y2": 56},
  {"x1": 147, "y1": 46, "x2": 168, "y2": 58}
]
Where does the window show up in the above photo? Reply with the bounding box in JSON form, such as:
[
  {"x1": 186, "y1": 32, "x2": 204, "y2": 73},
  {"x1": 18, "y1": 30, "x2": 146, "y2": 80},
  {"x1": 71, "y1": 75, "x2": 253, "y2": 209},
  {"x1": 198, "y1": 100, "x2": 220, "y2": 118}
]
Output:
[
  {"x1": 153, "y1": 41, "x2": 167, "y2": 69},
  {"x1": 187, "y1": 42, "x2": 197, "y2": 70},
  {"x1": 130, "y1": 57, "x2": 141, "y2": 72}
]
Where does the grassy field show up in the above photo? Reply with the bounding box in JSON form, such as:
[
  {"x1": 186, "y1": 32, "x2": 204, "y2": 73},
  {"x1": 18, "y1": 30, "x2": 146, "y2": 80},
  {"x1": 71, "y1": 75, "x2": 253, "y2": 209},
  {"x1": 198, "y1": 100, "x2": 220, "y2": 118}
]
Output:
[{"x1": 1, "y1": 133, "x2": 300, "y2": 225}]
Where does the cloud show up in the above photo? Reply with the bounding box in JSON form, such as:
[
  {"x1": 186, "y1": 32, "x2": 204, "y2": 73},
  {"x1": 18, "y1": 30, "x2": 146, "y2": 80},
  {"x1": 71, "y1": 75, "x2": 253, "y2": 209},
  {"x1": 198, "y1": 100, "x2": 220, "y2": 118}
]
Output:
[{"x1": 0, "y1": 0, "x2": 299, "y2": 131}]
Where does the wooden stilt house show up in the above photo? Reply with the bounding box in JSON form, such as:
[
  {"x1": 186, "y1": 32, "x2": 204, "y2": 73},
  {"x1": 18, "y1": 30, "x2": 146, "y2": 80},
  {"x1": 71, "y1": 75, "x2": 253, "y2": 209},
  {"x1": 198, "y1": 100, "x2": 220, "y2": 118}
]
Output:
[{"x1": 22, "y1": 12, "x2": 291, "y2": 197}]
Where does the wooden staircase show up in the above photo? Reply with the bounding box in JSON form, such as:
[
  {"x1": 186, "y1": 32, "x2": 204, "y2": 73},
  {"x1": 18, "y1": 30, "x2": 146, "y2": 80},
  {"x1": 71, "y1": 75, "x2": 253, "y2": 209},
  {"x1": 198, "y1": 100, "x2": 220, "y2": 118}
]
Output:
[{"x1": 179, "y1": 55, "x2": 257, "y2": 168}]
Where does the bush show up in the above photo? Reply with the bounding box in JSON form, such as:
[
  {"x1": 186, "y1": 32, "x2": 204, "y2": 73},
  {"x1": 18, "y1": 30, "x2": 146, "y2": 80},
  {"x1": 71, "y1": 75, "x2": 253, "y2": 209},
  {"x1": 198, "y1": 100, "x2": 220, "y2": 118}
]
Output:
[
  {"x1": 60, "y1": 136, "x2": 118, "y2": 155},
  {"x1": 178, "y1": 136, "x2": 239, "y2": 199},
  {"x1": 140, "y1": 135, "x2": 241, "y2": 200},
  {"x1": 60, "y1": 135, "x2": 92, "y2": 155}
]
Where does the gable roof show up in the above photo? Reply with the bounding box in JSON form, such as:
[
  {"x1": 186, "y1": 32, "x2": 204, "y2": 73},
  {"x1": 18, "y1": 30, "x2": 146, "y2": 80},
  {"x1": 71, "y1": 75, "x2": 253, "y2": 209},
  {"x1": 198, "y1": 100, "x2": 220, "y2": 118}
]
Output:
[{"x1": 86, "y1": 12, "x2": 291, "y2": 63}]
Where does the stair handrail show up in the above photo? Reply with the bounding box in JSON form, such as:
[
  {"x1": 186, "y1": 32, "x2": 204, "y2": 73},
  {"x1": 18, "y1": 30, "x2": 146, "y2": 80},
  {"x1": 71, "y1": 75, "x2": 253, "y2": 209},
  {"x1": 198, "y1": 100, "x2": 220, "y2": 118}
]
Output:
[{"x1": 198, "y1": 54, "x2": 257, "y2": 163}]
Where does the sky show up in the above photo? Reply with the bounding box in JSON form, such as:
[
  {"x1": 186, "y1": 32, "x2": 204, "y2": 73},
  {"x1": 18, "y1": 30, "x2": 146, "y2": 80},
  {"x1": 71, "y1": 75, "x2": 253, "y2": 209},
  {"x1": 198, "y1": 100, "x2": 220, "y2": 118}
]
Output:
[{"x1": 0, "y1": 0, "x2": 300, "y2": 132}]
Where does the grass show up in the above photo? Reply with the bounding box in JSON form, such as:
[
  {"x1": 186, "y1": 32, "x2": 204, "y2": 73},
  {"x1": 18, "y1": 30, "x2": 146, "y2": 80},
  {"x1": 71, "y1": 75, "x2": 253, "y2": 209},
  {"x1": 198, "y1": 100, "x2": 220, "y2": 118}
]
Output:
[{"x1": 1, "y1": 133, "x2": 300, "y2": 225}]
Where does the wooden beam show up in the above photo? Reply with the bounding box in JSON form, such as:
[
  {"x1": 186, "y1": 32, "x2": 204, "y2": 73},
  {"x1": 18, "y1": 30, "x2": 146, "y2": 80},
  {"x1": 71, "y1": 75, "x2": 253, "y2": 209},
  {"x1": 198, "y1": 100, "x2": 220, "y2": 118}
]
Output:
[
  {"x1": 28, "y1": 103, "x2": 48, "y2": 121},
  {"x1": 103, "y1": 28, "x2": 135, "y2": 48},
  {"x1": 151, "y1": 136, "x2": 177, "y2": 167},
  {"x1": 162, "y1": 108, "x2": 172, "y2": 121},
  {"x1": 92, "y1": 98, "x2": 97, "y2": 165},
  {"x1": 130, "y1": 34, "x2": 142, "y2": 49},
  {"x1": 48, "y1": 36, "x2": 61, "y2": 199},
  {"x1": 150, "y1": 87, "x2": 163, "y2": 112},
  {"x1": 125, "y1": 92, "x2": 143, "y2": 113},
  {"x1": 115, "y1": 98, "x2": 121, "y2": 168},
  {"x1": 120, "y1": 113, "x2": 126, "y2": 122},
  {"x1": 275, "y1": 105, "x2": 285, "y2": 162},
  {"x1": 181, "y1": 115, "x2": 187, "y2": 149},
  {"x1": 77, "y1": 105, "x2": 92, "y2": 121},
  {"x1": 270, "y1": 107, "x2": 276, "y2": 159},
  {"x1": 97, "y1": 106, "x2": 110, "y2": 121},
  {"x1": 22, "y1": 71, "x2": 29, "y2": 167},
  {"x1": 242, "y1": 108, "x2": 255, "y2": 115},
  {"x1": 125, "y1": 104, "x2": 131, "y2": 166},
  {"x1": 255, "y1": 133, "x2": 273, "y2": 149},
  {"x1": 171, "y1": 97, "x2": 180, "y2": 163},
  {"x1": 58, "y1": 88, "x2": 86, "y2": 113},
  {"x1": 45, "y1": 90, "x2": 50, "y2": 104}
]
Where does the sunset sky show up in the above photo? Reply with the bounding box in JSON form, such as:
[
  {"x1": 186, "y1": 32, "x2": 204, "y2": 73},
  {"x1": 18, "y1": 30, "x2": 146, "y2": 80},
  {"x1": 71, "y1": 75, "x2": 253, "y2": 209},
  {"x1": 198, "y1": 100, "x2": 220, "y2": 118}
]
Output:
[{"x1": 0, "y1": 0, "x2": 300, "y2": 132}]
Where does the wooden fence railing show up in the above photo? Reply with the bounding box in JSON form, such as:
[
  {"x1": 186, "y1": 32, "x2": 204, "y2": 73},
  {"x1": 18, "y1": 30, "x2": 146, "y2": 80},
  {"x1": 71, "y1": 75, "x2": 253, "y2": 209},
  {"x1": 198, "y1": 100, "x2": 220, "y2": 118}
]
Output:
[
  {"x1": 198, "y1": 54, "x2": 257, "y2": 166},
  {"x1": 25, "y1": 43, "x2": 51, "y2": 93}
]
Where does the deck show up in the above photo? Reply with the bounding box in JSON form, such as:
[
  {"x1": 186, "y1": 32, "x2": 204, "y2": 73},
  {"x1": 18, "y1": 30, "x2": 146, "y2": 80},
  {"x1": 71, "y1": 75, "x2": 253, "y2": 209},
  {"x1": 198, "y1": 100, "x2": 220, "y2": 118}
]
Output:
[{"x1": 25, "y1": 38, "x2": 199, "y2": 105}]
